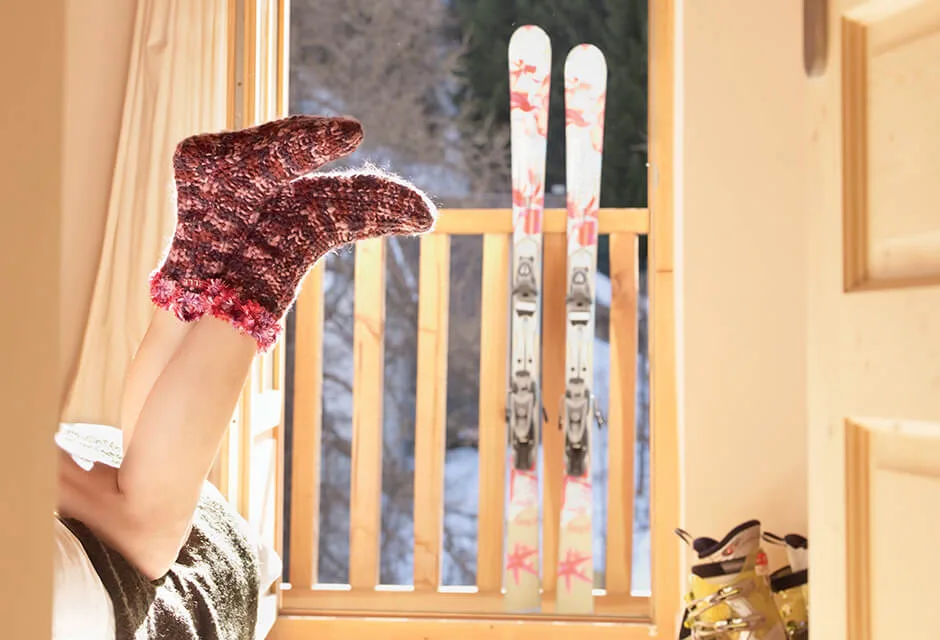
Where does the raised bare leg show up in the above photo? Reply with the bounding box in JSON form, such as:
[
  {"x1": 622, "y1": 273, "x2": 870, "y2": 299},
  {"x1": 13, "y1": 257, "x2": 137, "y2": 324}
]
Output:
[
  {"x1": 118, "y1": 311, "x2": 191, "y2": 452},
  {"x1": 57, "y1": 315, "x2": 256, "y2": 580}
]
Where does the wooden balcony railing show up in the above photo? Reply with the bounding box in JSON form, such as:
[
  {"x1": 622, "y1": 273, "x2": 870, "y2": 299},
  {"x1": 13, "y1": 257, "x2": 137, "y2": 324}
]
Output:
[{"x1": 284, "y1": 207, "x2": 649, "y2": 621}]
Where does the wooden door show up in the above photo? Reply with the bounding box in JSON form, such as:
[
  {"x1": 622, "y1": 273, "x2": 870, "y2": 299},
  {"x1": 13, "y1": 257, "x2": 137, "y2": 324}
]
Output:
[{"x1": 806, "y1": 1, "x2": 940, "y2": 638}]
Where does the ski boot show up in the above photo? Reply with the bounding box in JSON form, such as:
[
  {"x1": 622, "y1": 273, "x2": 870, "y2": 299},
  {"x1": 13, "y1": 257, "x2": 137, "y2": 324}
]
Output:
[
  {"x1": 676, "y1": 520, "x2": 786, "y2": 639},
  {"x1": 762, "y1": 531, "x2": 808, "y2": 640}
]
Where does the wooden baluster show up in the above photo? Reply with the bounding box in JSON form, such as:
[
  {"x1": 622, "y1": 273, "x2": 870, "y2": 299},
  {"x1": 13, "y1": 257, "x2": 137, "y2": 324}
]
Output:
[
  {"x1": 605, "y1": 233, "x2": 639, "y2": 599},
  {"x1": 413, "y1": 235, "x2": 451, "y2": 591},
  {"x1": 349, "y1": 238, "x2": 387, "y2": 589},
  {"x1": 288, "y1": 263, "x2": 326, "y2": 589},
  {"x1": 540, "y1": 232, "x2": 567, "y2": 606},
  {"x1": 476, "y1": 233, "x2": 511, "y2": 595}
]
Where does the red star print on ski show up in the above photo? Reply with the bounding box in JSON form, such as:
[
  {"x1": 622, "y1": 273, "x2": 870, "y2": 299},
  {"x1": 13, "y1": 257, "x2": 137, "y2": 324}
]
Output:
[
  {"x1": 557, "y1": 548, "x2": 592, "y2": 592},
  {"x1": 505, "y1": 543, "x2": 539, "y2": 585}
]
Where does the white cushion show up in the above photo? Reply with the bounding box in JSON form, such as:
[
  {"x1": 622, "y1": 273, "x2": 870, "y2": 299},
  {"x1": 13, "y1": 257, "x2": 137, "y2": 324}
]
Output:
[{"x1": 52, "y1": 519, "x2": 116, "y2": 639}]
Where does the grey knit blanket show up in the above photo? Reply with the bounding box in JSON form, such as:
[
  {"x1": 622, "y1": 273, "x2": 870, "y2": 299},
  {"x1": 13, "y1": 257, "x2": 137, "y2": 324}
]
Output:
[{"x1": 60, "y1": 482, "x2": 260, "y2": 640}]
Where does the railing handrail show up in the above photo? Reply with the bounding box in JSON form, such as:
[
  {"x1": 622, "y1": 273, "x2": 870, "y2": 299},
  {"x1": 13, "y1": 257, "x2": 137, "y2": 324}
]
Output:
[{"x1": 430, "y1": 207, "x2": 649, "y2": 235}]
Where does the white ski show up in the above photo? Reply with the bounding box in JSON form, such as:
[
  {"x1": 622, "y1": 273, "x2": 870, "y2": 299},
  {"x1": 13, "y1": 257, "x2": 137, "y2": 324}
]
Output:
[
  {"x1": 556, "y1": 43, "x2": 607, "y2": 615},
  {"x1": 504, "y1": 24, "x2": 551, "y2": 614}
]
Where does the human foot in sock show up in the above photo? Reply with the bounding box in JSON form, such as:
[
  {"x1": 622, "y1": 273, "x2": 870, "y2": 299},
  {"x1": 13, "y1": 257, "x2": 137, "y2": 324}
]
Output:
[
  {"x1": 211, "y1": 168, "x2": 438, "y2": 350},
  {"x1": 151, "y1": 114, "x2": 364, "y2": 321}
]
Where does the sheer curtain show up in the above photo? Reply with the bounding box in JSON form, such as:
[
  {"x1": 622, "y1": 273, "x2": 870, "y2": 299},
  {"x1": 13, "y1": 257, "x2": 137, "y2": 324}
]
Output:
[{"x1": 61, "y1": 0, "x2": 230, "y2": 426}]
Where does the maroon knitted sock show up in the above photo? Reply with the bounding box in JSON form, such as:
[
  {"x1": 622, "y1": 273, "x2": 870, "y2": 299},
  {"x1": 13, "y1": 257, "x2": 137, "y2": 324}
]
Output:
[
  {"x1": 210, "y1": 168, "x2": 438, "y2": 350},
  {"x1": 150, "y1": 114, "x2": 364, "y2": 320}
]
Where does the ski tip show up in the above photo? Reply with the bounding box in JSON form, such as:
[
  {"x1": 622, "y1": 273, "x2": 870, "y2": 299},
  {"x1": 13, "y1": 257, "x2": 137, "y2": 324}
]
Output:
[
  {"x1": 564, "y1": 43, "x2": 607, "y2": 75},
  {"x1": 509, "y1": 24, "x2": 551, "y2": 54}
]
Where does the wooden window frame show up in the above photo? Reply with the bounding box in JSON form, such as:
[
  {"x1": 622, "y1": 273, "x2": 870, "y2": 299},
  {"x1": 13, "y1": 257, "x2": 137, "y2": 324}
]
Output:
[{"x1": 216, "y1": 0, "x2": 679, "y2": 637}]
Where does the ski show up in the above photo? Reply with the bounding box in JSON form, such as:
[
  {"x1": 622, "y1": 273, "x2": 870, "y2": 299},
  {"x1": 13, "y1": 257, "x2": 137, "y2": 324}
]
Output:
[
  {"x1": 556, "y1": 43, "x2": 607, "y2": 615},
  {"x1": 504, "y1": 24, "x2": 551, "y2": 614}
]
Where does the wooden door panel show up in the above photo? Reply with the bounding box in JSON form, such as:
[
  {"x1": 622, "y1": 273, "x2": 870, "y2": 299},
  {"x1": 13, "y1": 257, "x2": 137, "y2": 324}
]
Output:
[
  {"x1": 845, "y1": 419, "x2": 940, "y2": 639},
  {"x1": 842, "y1": 1, "x2": 940, "y2": 289},
  {"x1": 871, "y1": 468, "x2": 940, "y2": 638}
]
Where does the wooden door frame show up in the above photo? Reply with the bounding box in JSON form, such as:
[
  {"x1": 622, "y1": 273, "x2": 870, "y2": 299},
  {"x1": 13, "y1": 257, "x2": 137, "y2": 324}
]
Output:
[
  {"x1": 1, "y1": 1, "x2": 66, "y2": 635},
  {"x1": 647, "y1": 0, "x2": 680, "y2": 633}
]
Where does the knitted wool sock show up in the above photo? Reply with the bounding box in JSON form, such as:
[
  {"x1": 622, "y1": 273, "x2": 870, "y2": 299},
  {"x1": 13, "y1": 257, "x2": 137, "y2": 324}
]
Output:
[
  {"x1": 211, "y1": 168, "x2": 438, "y2": 350},
  {"x1": 151, "y1": 114, "x2": 364, "y2": 320}
]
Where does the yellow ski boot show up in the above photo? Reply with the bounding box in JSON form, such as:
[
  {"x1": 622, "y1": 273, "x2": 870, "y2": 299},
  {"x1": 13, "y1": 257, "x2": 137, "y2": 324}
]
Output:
[
  {"x1": 762, "y1": 531, "x2": 808, "y2": 640},
  {"x1": 676, "y1": 520, "x2": 786, "y2": 639}
]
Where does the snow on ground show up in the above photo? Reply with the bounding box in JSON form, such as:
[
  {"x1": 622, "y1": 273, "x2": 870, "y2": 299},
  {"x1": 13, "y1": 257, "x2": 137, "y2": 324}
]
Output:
[{"x1": 594, "y1": 271, "x2": 612, "y2": 307}]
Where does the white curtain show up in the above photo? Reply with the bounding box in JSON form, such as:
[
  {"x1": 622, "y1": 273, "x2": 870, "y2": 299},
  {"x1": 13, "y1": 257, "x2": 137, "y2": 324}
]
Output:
[{"x1": 62, "y1": 0, "x2": 230, "y2": 426}]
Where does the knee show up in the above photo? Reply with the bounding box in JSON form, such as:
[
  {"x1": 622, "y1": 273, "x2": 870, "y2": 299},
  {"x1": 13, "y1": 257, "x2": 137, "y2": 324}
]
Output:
[{"x1": 57, "y1": 454, "x2": 185, "y2": 581}]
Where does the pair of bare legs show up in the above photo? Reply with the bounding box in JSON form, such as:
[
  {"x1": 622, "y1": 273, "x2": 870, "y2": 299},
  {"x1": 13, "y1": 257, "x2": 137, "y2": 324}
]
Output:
[
  {"x1": 56, "y1": 115, "x2": 436, "y2": 583},
  {"x1": 58, "y1": 309, "x2": 256, "y2": 581}
]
